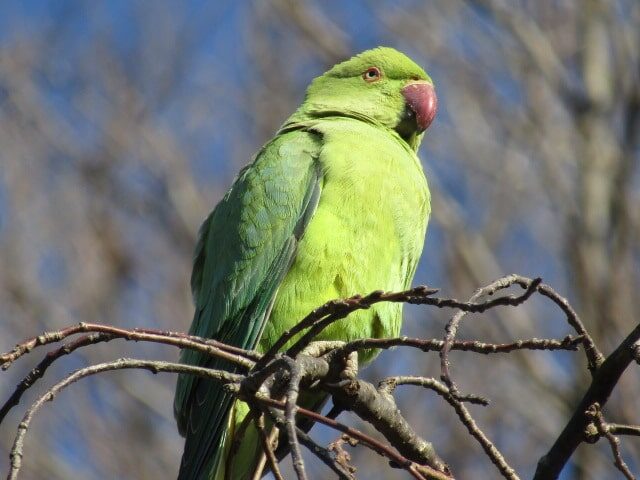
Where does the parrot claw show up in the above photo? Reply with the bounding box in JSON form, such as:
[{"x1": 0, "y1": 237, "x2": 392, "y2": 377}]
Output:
[
  {"x1": 299, "y1": 340, "x2": 359, "y2": 379},
  {"x1": 340, "y1": 350, "x2": 359, "y2": 380},
  {"x1": 300, "y1": 340, "x2": 346, "y2": 358}
]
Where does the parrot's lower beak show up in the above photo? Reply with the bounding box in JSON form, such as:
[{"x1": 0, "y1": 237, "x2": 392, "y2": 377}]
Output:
[{"x1": 401, "y1": 81, "x2": 437, "y2": 132}]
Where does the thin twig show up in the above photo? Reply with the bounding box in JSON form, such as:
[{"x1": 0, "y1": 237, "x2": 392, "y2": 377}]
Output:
[
  {"x1": 586, "y1": 403, "x2": 635, "y2": 480},
  {"x1": 434, "y1": 275, "x2": 535, "y2": 479},
  {"x1": 295, "y1": 427, "x2": 355, "y2": 480},
  {"x1": 379, "y1": 376, "x2": 489, "y2": 406},
  {"x1": 0, "y1": 322, "x2": 257, "y2": 371},
  {"x1": 440, "y1": 275, "x2": 541, "y2": 391},
  {"x1": 256, "y1": 287, "x2": 439, "y2": 369},
  {"x1": 511, "y1": 276, "x2": 604, "y2": 372},
  {"x1": 609, "y1": 423, "x2": 640, "y2": 437},
  {"x1": 447, "y1": 391, "x2": 519, "y2": 480},
  {"x1": 262, "y1": 406, "x2": 355, "y2": 480},
  {"x1": 378, "y1": 375, "x2": 517, "y2": 479},
  {"x1": 7, "y1": 359, "x2": 241, "y2": 480},
  {"x1": 0, "y1": 326, "x2": 255, "y2": 427},
  {"x1": 337, "y1": 335, "x2": 583, "y2": 357},
  {"x1": 252, "y1": 412, "x2": 285, "y2": 480},
  {"x1": 0, "y1": 333, "x2": 114, "y2": 425},
  {"x1": 327, "y1": 436, "x2": 358, "y2": 479},
  {"x1": 286, "y1": 279, "x2": 571, "y2": 362}
]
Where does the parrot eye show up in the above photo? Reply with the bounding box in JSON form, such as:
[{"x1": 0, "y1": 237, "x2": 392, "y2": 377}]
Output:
[{"x1": 362, "y1": 67, "x2": 381, "y2": 82}]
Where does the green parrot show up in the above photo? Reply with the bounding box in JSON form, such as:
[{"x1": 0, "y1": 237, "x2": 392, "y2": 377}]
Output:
[{"x1": 174, "y1": 46, "x2": 437, "y2": 479}]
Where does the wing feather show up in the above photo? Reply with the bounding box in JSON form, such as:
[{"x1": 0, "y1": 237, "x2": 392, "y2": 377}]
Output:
[{"x1": 174, "y1": 129, "x2": 323, "y2": 479}]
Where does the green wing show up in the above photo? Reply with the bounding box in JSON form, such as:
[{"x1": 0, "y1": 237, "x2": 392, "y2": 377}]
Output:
[{"x1": 174, "y1": 129, "x2": 323, "y2": 479}]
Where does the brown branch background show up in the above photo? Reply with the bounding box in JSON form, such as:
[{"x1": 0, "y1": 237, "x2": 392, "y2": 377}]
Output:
[{"x1": 0, "y1": 1, "x2": 639, "y2": 479}]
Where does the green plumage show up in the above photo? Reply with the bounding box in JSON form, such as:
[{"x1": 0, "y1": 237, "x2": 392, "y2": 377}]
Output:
[{"x1": 175, "y1": 47, "x2": 433, "y2": 479}]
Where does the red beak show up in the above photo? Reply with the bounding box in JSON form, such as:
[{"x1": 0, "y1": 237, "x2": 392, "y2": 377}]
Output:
[{"x1": 401, "y1": 81, "x2": 437, "y2": 132}]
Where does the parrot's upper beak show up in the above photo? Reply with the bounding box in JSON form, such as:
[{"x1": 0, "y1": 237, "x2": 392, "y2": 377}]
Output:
[{"x1": 401, "y1": 81, "x2": 437, "y2": 132}]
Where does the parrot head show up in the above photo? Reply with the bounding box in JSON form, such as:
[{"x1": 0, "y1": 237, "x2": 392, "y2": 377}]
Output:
[{"x1": 292, "y1": 47, "x2": 437, "y2": 150}]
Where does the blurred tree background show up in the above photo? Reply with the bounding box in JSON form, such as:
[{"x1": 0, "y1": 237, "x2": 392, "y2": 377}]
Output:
[{"x1": 0, "y1": 1, "x2": 638, "y2": 479}]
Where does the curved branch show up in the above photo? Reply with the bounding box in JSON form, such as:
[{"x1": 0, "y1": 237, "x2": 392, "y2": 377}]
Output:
[
  {"x1": 0, "y1": 333, "x2": 115, "y2": 425},
  {"x1": 0, "y1": 323, "x2": 259, "y2": 370},
  {"x1": 7, "y1": 359, "x2": 241, "y2": 480},
  {"x1": 439, "y1": 275, "x2": 541, "y2": 391},
  {"x1": 0, "y1": 325, "x2": 256, "y2": 428}
]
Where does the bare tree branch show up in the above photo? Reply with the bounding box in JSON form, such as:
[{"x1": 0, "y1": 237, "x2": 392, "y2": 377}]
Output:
[
  {"x1": 253, "y1": 412, "x2": 285, "y2": 480},
  {"x1": 2, "y1": 279, "x2": 638, "y2": 480},
  {"x1": 534, "y1": 322, "x2": 640, "y2": 479},
  {"x1": 7, "y1": 359, "x2": 241, "y2": 480},
  {"x1": 585, "y1": 403, "x2": 635, "y2": 480}
]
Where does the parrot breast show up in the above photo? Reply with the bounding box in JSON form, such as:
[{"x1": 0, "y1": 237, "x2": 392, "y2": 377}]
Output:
[{"x1": 259, "y1": 117, "x2": 430, "y2": 363}]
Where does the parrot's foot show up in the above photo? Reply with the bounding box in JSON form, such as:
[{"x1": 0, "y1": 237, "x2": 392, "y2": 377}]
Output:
[
  {"x1": 340, "y1": 350, "x2": 359, "y2": 380},
  {"x1": 299, "y1": 340, "x2": 359, "y2": 380},
  {"x1": 300, "y1": 340, "x2": 346, "y2": 358}
]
